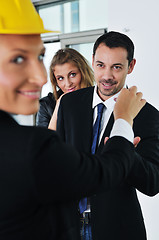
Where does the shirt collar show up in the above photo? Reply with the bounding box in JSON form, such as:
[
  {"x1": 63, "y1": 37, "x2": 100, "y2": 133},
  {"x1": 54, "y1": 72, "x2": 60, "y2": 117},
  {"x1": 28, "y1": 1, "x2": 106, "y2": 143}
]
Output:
[{"x1": 92, "y1": 84, "x2": 126, "y2": 110}]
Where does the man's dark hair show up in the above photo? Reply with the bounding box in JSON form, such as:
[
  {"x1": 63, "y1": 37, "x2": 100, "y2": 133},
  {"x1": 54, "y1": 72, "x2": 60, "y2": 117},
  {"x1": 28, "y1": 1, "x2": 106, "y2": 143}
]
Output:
[{"x1": 93, "y1": 31, "x2": 134, "y2": 65}]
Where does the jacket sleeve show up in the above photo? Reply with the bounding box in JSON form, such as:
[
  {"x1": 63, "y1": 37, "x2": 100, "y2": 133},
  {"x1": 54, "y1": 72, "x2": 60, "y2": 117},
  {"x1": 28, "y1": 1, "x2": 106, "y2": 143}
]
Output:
[
  {"x1": 29, "y1": 127, "x2": 135, "y2": 204},
  {"x1": 127, "y1": 104, "x2": 159, "y2": 196},
  {"x1": 36, "y1": 94, "x2": 55, "y2": 128}
]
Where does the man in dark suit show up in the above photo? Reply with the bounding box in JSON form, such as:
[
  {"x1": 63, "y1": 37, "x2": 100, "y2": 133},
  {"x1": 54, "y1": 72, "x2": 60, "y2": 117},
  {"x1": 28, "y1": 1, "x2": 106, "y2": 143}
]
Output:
[{"x1": 57, "y1": 31, "x2": 159, "y2": 240}]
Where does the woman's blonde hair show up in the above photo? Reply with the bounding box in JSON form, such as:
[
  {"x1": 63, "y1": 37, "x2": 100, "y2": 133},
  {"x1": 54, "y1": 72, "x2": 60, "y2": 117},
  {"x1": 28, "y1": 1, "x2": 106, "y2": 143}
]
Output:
[{"x1": 49, "y1": 48, "x2": 94, "y2": 100}]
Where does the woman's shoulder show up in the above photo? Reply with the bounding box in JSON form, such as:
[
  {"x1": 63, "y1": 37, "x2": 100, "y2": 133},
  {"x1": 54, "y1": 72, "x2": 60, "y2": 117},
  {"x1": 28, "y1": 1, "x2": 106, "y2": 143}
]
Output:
[
  {"x1": 39, "y1": 92, "x2": 55, "y2": 105},
  {"x1": 38, "y1": 92, "x2": 56, "y2": 120}
]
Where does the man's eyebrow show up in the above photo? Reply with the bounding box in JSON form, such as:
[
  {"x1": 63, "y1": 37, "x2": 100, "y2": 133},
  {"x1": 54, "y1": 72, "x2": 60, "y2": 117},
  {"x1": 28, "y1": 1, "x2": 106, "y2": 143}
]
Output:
[
  {"x1": 113, "y1": 63, "x2": 124, "y2": 66},
  {"x1": 95, "y1": 60, "x2": 104, "y2": 64},
  {"x1": 95, "y1": 61, "x2": 124, "y2": 66}
]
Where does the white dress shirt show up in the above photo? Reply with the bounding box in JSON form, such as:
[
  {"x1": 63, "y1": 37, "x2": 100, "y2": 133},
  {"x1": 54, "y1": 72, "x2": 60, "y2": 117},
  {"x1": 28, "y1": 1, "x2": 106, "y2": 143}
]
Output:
[{"x1": 92, "y1": 85, "x2": 134, "y2": 144}]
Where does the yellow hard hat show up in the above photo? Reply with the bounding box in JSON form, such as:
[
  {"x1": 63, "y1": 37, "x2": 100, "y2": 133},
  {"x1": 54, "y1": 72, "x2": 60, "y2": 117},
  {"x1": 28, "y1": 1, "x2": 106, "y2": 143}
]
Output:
[{"x1": 0, "y1": 0, "x2": 56, "y2": 34}]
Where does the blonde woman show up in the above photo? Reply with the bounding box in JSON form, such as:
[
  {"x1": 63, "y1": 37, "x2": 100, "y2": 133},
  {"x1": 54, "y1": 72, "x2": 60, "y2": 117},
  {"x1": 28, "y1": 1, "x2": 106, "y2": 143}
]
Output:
[{"x1": 36, "y1": 48, "x2": 94, "y2": 128}]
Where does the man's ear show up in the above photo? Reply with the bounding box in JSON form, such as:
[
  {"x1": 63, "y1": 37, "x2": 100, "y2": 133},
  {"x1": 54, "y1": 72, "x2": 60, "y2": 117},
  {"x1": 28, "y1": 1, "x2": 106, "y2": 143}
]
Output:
[{"x1": 128, "y1": 59, "x2": 136, "y2": 74}]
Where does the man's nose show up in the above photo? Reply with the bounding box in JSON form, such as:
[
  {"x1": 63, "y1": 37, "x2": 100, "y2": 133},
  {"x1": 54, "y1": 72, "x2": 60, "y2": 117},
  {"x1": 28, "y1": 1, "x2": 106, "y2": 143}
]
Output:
[{"x1": 102, "y1": 68, "x2": 113, "y2": 80}]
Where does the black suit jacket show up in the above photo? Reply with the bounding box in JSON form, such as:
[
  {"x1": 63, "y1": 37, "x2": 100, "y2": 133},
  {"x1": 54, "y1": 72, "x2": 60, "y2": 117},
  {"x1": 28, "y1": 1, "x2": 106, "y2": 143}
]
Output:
[
  {"x1": 57, "y1": 86, "x2": 159, "y2": 240},
  {"x1": 0, "y1": 110, "x2": 136, "y2": 240}
]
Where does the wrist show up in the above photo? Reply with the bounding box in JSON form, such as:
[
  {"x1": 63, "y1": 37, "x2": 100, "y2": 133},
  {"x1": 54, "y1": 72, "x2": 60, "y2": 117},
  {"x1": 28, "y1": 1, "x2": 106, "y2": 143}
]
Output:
[{"x1": 115, "y1": 115, "x2": 133, "y2": 127}]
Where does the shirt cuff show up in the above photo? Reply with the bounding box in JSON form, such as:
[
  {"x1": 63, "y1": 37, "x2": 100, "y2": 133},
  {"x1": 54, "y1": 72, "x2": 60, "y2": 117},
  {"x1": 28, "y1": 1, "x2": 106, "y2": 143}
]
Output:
[{"x1": 110, "y1": 118, "x2": 134, "y2": 143}]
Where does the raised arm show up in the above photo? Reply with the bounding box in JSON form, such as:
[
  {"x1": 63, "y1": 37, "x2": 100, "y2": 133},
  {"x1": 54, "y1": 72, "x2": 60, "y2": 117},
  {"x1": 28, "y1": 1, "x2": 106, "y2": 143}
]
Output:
[{"x1": 48, "y1": 94, "x2": 64, "y2": 130}]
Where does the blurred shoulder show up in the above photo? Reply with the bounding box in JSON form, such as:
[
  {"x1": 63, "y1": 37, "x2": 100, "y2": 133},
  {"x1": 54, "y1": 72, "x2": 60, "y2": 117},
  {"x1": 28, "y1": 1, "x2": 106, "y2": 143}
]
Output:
[{"x1": 20, "y1": 124, "x2": 59, "y2": 148}]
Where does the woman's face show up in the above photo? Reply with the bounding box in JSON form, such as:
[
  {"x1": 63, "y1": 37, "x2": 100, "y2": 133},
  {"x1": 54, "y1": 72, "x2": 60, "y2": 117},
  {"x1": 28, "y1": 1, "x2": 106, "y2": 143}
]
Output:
[
  {"x1": 54, "y1": 62, "x2": 82, "y2": 93},
  {"x1": 0, "y1": 34, "x2": 47, "y2": 115}
]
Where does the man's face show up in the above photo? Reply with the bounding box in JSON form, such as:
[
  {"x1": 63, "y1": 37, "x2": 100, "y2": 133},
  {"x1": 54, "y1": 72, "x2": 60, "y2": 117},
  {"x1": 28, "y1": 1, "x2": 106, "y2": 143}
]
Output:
[
  {"x1": 0, "y1": 34, "x2": 47, "y2": 115},
  {"x1": 92, "y1": 43, "x2": 136, "y2": 101}
]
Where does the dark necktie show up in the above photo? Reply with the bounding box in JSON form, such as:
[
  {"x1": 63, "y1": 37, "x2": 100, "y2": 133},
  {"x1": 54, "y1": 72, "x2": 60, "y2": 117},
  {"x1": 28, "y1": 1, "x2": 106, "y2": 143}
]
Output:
[
  {"x1": 79, "y1": 103, "x2": 105, "y2": 214},
  {"x1": 91, "y1": 103, "x2": 105, "y2": 154}
]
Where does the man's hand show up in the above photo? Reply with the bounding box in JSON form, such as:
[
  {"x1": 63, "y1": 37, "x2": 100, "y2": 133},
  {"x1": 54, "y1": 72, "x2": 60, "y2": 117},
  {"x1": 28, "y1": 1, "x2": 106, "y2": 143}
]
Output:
[
  {"x1": 133, "y1": 136, "x2": 141, "y2": 147},
  {"x1": 114, "y1": 86, "x2": 146, "y2": 126}
]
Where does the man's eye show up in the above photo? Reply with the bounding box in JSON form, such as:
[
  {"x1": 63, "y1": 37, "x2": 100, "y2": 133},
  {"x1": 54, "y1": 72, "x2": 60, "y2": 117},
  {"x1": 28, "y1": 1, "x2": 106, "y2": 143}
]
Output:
[
  {"x1": 114, "y1": 66, "x2": 121, "y2": 70},
  {"x1": 12, "y1": 56, "x2": 24, "y2": 64},
  {"x1": 97, "y1": 64, "x2": 103, "y2": 68}
]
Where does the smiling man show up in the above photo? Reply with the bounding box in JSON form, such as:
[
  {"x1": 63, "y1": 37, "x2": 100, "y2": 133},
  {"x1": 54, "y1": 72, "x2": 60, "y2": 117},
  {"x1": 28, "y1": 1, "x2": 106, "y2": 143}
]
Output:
[
  {"x1": 92, "y1": 43, "x2": 136, "y2": 100},
  {"x1": 57, "y1": 31, "x2": 159, "y2": 240}
]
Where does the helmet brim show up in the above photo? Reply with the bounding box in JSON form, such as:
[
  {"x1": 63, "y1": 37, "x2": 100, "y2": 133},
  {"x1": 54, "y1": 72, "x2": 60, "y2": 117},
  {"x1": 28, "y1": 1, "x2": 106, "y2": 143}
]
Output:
[{"x1": 0, "y1": 28, "x2": 59, "y2": 34}]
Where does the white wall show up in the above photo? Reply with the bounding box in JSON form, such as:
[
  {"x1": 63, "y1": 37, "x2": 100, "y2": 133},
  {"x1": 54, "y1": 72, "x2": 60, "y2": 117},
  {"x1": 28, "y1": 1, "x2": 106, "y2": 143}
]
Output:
[
  {"x1": 79, "y1": 0, "x2": 108, "y2": 31},
  {"x1": 108, "y1": 1, "x2": 159, "y2": 239}
]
